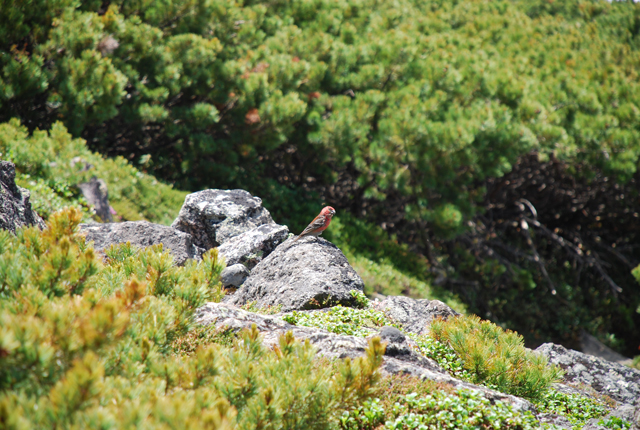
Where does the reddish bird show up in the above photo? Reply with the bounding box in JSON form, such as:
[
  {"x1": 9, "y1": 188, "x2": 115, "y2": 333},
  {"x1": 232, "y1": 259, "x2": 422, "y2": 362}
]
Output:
[{"x1": 294, "y1": 206, "x2": 336, "y2": 241}]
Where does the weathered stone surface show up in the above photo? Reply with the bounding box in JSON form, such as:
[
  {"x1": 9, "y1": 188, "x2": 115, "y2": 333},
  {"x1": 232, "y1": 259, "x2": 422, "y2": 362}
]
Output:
[
  {"x1": 220, "y1": 264, "x2": 250, "y2": 287},
  {"x1": 194, "y1": 302, "x2": 534, "y2": 412},
  {"x1": 537, "y1": 413, "x2": 572, "y2": 429},
  {"x1": 536, "y1": 343, "x2": 640, "y2": 406},
  {"x1": 77, "y1": 176, "x2": 113, "y2": 222},
  {"x1": 80, "y1": 221, "x2": 202, "y2": 266},
  {"x1": 374, "y1": 295, "x2": 459, "y2": 335},
  {"x1": 225, "y1": 237, "x2": 364, "y2": 311},
  {"x1": 218, "y1": 223, "x2": 289, "y2": 269},
  {"x1": 582, "y1": 404, "x2": 637, "y2": 430},
  {"x1": 171, "y1": 189, "x2": 274, "y2": 249},
  {"x1": 0, "y1": 161, "x2": 46, "y2": 233}
]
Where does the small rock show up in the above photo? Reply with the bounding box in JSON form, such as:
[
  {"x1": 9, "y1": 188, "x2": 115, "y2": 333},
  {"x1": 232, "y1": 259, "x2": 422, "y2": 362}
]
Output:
[
  {"x1": 0, "y1": 161, "x2": 46, "y2": 233},
  {"x1": 225, "y1": 237, "x2": 364, "y2": 311},
  {"x1": 171, "y1": 189, "x2": 274, "y2": 250},
  {"x1": 379, "y1": 326, "x2": 406, "y2": 344},
  {"x1": 376, "y1": 295, "x2": 459, "y2": 335},
  {"x1": 77, "y1": 176, "x2": 113, "y2": 222},
  {"x1": 218, "y1": 223, "x2": 289, "y2": 269},
  {"x1": 220, "y1": 264, "x2": 250, "y2": 287},
  {"x1": 80, "y1": 221, "x2": 202, "y2": 266}
]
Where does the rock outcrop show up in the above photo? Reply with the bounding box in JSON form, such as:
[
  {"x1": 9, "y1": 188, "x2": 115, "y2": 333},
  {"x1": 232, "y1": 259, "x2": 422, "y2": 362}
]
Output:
[
  {"x1": 195, "y1": 301, "x2": 535, "y2": 412},
  {"x1": 225, "y1": 237, "x2": 365, "y2": 311},
  {"x1": 171, "y1": 189, "x2": 274, "y2": 249},
  {"x1": 217, "y1": 223, "x2": 289, "y2": 269},
  {"x1": 80, "y1": 221, "x2": 203, "y2": 265},
  {"x1": 536, "y1": 343, "x2": 640, "y2": 406},
  {"x1": 0, "y1": 161, "x2": 46, "y2": 233}
]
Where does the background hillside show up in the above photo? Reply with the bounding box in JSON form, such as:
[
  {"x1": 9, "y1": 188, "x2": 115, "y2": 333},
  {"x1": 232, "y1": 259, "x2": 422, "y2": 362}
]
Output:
[{"x1": 1, "y1": 0, "x2": 640, "y2": 356}]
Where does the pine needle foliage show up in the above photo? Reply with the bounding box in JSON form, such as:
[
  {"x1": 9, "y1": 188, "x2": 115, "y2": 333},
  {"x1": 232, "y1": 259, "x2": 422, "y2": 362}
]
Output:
[
  {"x1": 0, "y1": 208, "x2": 385, "y2": 429},
  {"x1": 430, "y1": 315, "x2": 563, "y2": 400}
]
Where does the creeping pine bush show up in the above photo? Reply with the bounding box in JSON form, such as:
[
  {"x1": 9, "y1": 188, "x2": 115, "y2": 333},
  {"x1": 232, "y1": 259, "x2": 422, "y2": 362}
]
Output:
[
  {"x1": 430, "y1": 315, "x2": 563, "y2": 400},
  {"x1": 0, "y1": 208, "x2": 385, "y2": 429}
]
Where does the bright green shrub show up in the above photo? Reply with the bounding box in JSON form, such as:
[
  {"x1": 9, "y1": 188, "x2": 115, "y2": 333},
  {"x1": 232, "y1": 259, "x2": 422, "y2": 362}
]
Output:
[
  {"x1": 0, "y1": 208, "x2": 386, "y2": 429},
  {"x1": 430, "y1": 315, "x2": 563, "y2": 400},
  {"x1": 0, "y1": 119, "x2": 186, "y2": 224}
]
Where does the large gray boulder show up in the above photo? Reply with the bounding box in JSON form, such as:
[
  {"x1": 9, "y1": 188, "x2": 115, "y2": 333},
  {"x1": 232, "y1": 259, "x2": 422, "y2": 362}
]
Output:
[
  {"x1": 80, "y1": 221, "x2": 202, "y2": 265},
  {"x1": 195, "y1": 302, "x2": 535, "y2": 412},
  {"x1": 536, "y1": 343, "x2": 640, "y2": 406},
  {"x1": 217, "y1": 223, "x2": 289, "y2": 269},
  {"x1": 225, "y1": 237, "x2": 365, "y2": 311},
  {"x1": 171, "y1": 189, "x2": 274, "y2": 250},
  {"x1": 0, "y1": 161, "x2": 46, "y2": 233},
  {"x1": 375, "y1": 296, "x2": 459, "y2": 336}
]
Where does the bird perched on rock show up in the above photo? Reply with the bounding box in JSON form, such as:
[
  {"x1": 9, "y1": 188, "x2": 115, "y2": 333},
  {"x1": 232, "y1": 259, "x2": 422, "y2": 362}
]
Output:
[{"x1": 294, "y1": 206, "x2": 336, "y2": 241}]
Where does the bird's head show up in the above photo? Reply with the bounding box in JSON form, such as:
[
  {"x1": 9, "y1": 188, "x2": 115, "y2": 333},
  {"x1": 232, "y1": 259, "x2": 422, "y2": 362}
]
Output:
[{"x1": 322, "y1": 206, "x2": 336, "y2": 218}]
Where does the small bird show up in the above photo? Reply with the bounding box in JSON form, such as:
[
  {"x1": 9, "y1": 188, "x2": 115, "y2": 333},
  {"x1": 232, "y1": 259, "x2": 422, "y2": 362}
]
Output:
[{"x1": 294, "y1": 206, "x2": 336, "y2": 241}]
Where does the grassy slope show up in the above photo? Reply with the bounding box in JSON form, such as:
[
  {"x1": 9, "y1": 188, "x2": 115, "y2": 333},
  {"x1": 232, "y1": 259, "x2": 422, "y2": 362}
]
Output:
[{"x1": 0, "y1": 119, "x2": 186, "y2": 225}]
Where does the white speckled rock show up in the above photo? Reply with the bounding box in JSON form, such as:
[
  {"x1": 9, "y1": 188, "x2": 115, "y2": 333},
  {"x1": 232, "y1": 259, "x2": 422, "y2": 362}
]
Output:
[
  {"x1": 220, "y1": 264, "x2": 250, "y2": 287},
  {"x1": 218, "y1": 223, "x2": 289, "y2": 269},
  {"x1": 536, "y1": 343, "x2": 640, "y2": 406},
  {"x1": 374, "y1": 295, "x2": 459, "y2": 335},
  {"x1": 224, "y1": 236, "x2": 364, "y2": 311},
  {"x1": 0, "y1": 161, "x2": 46, "y2": 233},
  {"x1": 80, "y1": 221, "x2": 202, "y2": 266},
  {"x1": 171, "y1": 189, "x2": 274, "y2": 249}
]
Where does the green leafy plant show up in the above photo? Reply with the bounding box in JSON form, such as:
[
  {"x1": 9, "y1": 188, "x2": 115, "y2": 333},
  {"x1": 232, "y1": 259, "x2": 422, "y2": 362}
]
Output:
[
  {"x1": 536, "y1": 389, "x2": 609, "y2": 429},
  {"x1": 430, "y1": 315, "x2": 563, "y2": 400},
  {"x1": 341, "y1": 389, "x2": 540, "y2": 430},
  {"x1": 410, "y1": 334, "x2": 471, "y2": 381},
  {"x1": 283, "y1": 305, "x2": 399, "y2": 337},
  {"x1": 350, "y1": 289, "x2": 370, "y2": 309},
  {"x1": 599, "y1": 416, "x2": 632, "y2": 430}
]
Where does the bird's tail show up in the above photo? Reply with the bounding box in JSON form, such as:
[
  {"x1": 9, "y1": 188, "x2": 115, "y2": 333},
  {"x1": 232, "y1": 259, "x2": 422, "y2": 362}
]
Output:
[{"x1": 293, "y1": 235, "x2": 300, "y2": 242}]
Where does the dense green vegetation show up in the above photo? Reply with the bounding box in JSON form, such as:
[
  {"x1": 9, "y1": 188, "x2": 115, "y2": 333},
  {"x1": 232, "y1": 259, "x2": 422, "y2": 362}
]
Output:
[
  {"x1": 0, "y1": 119, "x2": 186, "y2": 224},
  {"x1": 0, "y1": 211, "x2": 616, "y2": 429},
  {"x1": 2, "y1": 0, "x2": 640, "y2": 353},
  {"x1": 0, "y1": 209, "x2": 385, "y2": 429}
]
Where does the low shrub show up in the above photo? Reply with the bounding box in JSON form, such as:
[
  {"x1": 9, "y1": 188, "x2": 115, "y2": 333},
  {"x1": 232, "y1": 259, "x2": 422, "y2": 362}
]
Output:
[
  {"x1": 0, "y1": 119, "x2": 186, "y2": 224},
  {"x1": 430, "y1": 314, "x2": 563, "y2": 400},
  {"x1": 0, "y1": 208, "x2": 385, "y2": 429}
]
